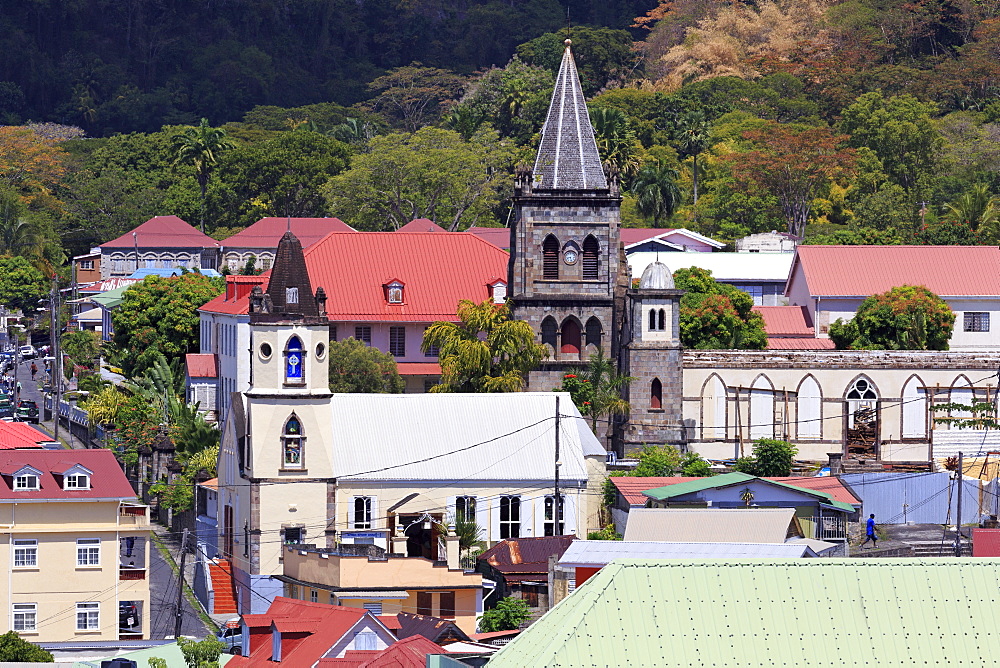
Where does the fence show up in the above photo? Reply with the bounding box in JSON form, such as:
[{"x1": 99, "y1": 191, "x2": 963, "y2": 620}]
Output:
[
  {"x1": 842, "y1": 471, "x2": 985, "y2": 525},
  {"x1": 43, "y1": 396, "x2": 107, "y2": 447}
]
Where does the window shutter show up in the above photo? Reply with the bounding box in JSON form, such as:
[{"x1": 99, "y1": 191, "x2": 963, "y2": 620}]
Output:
[
  {"x1": 489, "y1": 495, "x2": 501, "y2": 542},
  {"x1": 542, "y1": 237, "x2": 559, "y2": 279},
  {"x1": 475, "y1": 496, "x2": 489, "y2": 542},
  {"x1": 582, "y1": 236, "x2": 599, "y2": 279}
]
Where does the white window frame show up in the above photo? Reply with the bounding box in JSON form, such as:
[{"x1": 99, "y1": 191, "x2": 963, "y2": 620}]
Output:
[
  {"x1": 77, "y1": 538, "x2": 100, "y2": 567},
  {"x1": 14, "y1": 474, "x2": 39, "y2": 491},
  {"x1": 964, "y1": 311, "x2": 990, "y2": 332},
  {"x1": 455, "y1": 496, "x2": 476, "y2": 524},
  {"x1": 64, "y1": 474, "x2": 90, "y2": 490},
  {"x1": 355, "y1": 630, "x2": 378, "y2": 651},
  {"x1": 13, "y1": 539, "x2": 37, "y2": 568},
  {"x1": 13, "y1": 603, "x2": 37, "y2": 632},
  {"x1": 353, "y1": 496, "x2": 372, "y2": 529},
  {"x1": 309, "y1": 589, "x2": 318, "y2": 603},
  {"x1": 543, "y1": 495, "x2": 565, "y2": 536},
  {"x1": 500, "y1": 495, "x2": 521, "y2": 539},
  {"x1": 76, "y1": 602, "x2": 100, "y2": 631},
  {"x1": 80, "y1": 260, "x2": 94, "y2": 270}
]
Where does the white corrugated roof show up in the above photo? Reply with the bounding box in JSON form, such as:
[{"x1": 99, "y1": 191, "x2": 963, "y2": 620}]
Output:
[
  {"x1": 558, "y1": 540, "x2": 816, "y2": 566},
  {"x1": 623, "y1": 508, "x2": 798, "y2": 542},
  {"x1": 331, "y1": 392, "x2": 602, "y2": 481},
  {"x1": 628, "y1": 251, "x2": 795, "y2": 282}
]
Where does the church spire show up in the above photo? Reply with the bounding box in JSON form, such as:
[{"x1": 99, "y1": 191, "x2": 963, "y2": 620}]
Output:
[
  {"x1": 249, "y1": 230, "x2": 323, "y2": 322},
  {"x1": 532, "y1": 39, "x2": 608, "y2": 191}
]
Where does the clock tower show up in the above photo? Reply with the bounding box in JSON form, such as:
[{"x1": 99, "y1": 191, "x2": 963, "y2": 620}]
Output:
[{"x1": 508, "y1": 39, "x2": 626, "y2": 393}]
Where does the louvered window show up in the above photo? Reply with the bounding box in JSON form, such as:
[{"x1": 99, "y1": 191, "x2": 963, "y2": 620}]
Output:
[
  {"x1": 582, "y1": 236, "x2": 599, "y2": 279},
  {"x1": 542, "y1": 236, "x2": 559, "y2": 279}
]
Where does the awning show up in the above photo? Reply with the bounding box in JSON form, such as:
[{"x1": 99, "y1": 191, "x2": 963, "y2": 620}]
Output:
[{"x1": 335, "y1": 591, "x2": 409, "y2": 600}]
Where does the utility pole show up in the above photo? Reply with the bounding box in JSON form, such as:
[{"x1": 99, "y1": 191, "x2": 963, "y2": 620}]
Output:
[
  {"x1": 50, "y1": 277, "x2": 60, "y2": 441},
  {"x1": 554, "y1": 396, "x2": 561, "y2": 535},
  {"x1": 954, "y1": 451, "x2": 963, "y2": 557},
  {"x1": 174, "y1": 528, "x2": 190, "y2": 639}
]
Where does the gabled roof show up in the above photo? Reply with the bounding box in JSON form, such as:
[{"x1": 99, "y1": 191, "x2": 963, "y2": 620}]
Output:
[
  {"x1": 769, "y1": 476, "x2": 861, "y2": 506},
  {"x1": 466, "y1": 227, "x2": 510, "y2": 250},
  {"x1": 91, "y1": 285, "x2": 131, "y2": 310},
  {"x1": 101, "y1": 216, "x2": 220, "y2": 249},
  {"x1": 331, "y1": 634, "x2": 447, "y2": 668},
  {"x1": 789, "y1": 245, "x2": 1000, "y2": 297},
  {"x1": 396, "y1": 612, "x2": 471, "y2": 645},
  {"x1": 640, "y1": 472, "x2": 855, "y2": 512},
  {"x1": 532, "y1": 42, "x2": 607, "y2": 190},
  {"x1": 480, "y1": 536, "x2": 576, "y2": 578},
  {"x1": 221, "y1": 217, "x2": 353, "y2": 249},
  {"x1": 329, "y1": 393, "x2": 602, "y2": 482},
  {"x1": 620, "y1": 228, "x2": 725, "y2": 249},
  {"x1": 0, "y1": 422, "x2": 52, "y2": 450},
  {"x1": 753, "y1": 305, "x2": 814, "y2": 336},
  {"x1": 558, "y1": 540, "x2": 817, "y2": 566},
  {"x1": 199, "y1": 275, "x2": 267, "y2": 316},
  {"x1": 766, "y1": 337, "x2": 836, "y2": 350},
  {"x1": 0, "y1": 449, "x2": 136, "y2": 501},
  {"x1": 623, "y1": 508, "x2": 799, "y2": 542},
  {"x1": 396, "y1": 219, "x2": 446, "y2": 233},
  {"x1": 628, "y1": 251, "x2": 795, "y2": 283},
  {"x1": 185, "y1": 353, "x2": 218, "y2": 379},
  {"x1": 488, "y1": 559, "x2": 1000, "y2": 667}
]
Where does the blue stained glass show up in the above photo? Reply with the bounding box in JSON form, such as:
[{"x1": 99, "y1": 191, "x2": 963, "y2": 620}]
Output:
[{"x1": 286, "y1": 336, "x2": 304, "y2": 380}]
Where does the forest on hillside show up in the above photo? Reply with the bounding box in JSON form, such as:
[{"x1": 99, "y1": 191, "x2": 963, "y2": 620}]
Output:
[{"x1": 1, "y1": 0, "x2": 1000, "y2": 271}]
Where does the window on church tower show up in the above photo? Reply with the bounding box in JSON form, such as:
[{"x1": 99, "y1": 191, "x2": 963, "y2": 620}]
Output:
[
  {"x1": 541, "y1": 317, "x2": 558, "y2": 349},
  {"x1": 585, "y1": 317, "x2": 602, "y2": 348},
  {"x1": 658, "y1": 309, "x2": 666, "y2": 330},
  {"x1": 542, "y1": 236, "x2": 560, "y2": 279},
  {"x1": 285, "y1": 336, "x2": 305, "y2": 384},
  {"x1": 286, "y1": 287, "x2": 299, "y2": 304},
  {"x1": 282, "y1": 416, "x2": 304, "y2": 469},
  {"x1": 651, "y1": 378, "x2": 663, "y2": 409},
  {"x1": 648, "y1": 309, "x2": 657, "y2": 331},
  {"x1": 582, "y1": 236, "x2": 599, "y2": 279}
]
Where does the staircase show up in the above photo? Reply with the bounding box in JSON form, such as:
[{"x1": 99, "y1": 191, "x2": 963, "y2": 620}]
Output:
[
  {"x1": 908, "y1": 540, "x2": 972, "y2": 557},
  {"x1": 209, "y1": 560, "x2": 238, "y2": 615}
]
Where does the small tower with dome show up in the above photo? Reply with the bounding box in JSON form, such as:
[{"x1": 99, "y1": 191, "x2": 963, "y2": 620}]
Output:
[{"x1": 620, "y1": 259, "x2": 686, "y2": 451}]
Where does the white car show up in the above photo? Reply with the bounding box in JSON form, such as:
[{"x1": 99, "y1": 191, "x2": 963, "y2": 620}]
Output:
[{"x1": 18, "y1": 345, "x2": 36, "y2": 360}]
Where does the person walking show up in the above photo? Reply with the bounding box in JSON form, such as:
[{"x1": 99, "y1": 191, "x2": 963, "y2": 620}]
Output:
[
  {"x1": 29, "y1": 362, "x2": 36, "y2": 381},
  {"x1": 861, "y1": 513, "x2": 878, "y2": 549}
]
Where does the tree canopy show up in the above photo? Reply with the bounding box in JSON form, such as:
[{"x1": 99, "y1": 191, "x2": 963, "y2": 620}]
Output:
[
  {"x1": 328, "y1": 338, "x2": 405, "y2": 393},
  {"x1": 672, "y1": 267, "x2": 767, "y2": 350},
  {"x1": 829, "y1": 285, "x2": 956, "y2": 350},
  {"x1": 0, "y1": 631, "x2": 53, "y2": 662},
  {"x1": 0, "y1": 254, "x2": 47, "y2": 314}
]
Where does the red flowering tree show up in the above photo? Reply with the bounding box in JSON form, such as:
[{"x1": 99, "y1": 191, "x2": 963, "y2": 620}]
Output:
[
  {"x1": 555, "y1": 351, "x2": 633, "y2": 434},
  {"x1": 829, "y1": 285, "x2": 955, "y2": 350},
  {"x1": 674, "y1": 267, "x2": 767, "y2": 349}
]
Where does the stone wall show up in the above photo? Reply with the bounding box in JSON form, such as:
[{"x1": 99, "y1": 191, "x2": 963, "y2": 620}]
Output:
[{"x1": 684, "y1": 350, "x2": 1000, "y2": 369}]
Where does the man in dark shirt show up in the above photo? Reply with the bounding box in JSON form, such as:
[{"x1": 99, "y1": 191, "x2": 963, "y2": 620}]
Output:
[{"x1": 861, "y1": 513, "x2": 877, "y2": 548}]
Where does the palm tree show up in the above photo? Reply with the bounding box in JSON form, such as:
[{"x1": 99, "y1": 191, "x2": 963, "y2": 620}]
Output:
[
  {"x1": 171, "y1": 118, "x2": 236, "y2": 233},
  {"x1": 944, "y1": 183, "x2": 999, "y2": 232},
  {"x1": 673, "y1": 110, "x2": 712, "y2": 206},
  {"x1": 0, "y1": 189, "x2": 38, "y2": 257},
  {"x1": 631, "y1": 160, "x2": 682, "y2": 228},
  {"x1": 581, "y1": 350, "x2": 634, "y2": 435},
  {"x1": 422, "y1": 299, "x2": 547, "y2": 392},
  {"x1": 589, "y1": 107, "x2": 640, "y2": 180}
]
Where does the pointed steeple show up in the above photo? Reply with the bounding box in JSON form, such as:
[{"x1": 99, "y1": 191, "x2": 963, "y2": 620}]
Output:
[
  {"x1": 252, "y1": 231, "x2": 321, "y2": 320},
  {"x1": 532, "y1": 40, "x2": 608, "y2": 191}
]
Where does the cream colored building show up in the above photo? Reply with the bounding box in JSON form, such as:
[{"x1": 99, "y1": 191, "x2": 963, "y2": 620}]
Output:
[
  {"x1": 216, "y1": 231, "x2": 606, "y2": 614},
  {"x1": 0, "y1": 449, "x2": 150, "y2": 642},
  {"x1": 683, "y1": 350, "x2": 1000, "y2": 461},
  {"x1": 278, "y1": 544, "x2": 483, "y2": 634}
]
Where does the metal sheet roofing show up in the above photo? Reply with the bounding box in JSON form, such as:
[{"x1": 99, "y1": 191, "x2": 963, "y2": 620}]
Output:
[
  {"x1": 488, "y1": 559, "x2": 1000, "y2": 667},
  {"x1": 331, "y1": 393, "x2": 602, "y2": 481},
  {"x1": 765, "y1": 337, "x2": 836, "y2": 350},
  {"x1": 558, "y1": 540, "x2": 816, "y2": 566},
  {"x1": 101, "y1": 215, "x2": 220, "y2": 249},
  {"x1": 627, "y1": 251, "x2": 795, "y2": 282},
  {"x1": 790, "y1": 245, "x2": 1000, "y2": 297},
  {"x1": 481, "y1": 536, "x2": 576, "y2": 574},
  {"x1": 620, "y1": 228, "x2": 725, "y2": 249},
  {"x1": 612, "y1": 475, "x2": 860, "y2": 506},
  {"x1": 753, "y1": 305, "x2": 813, "y2": 336},
  {"x1": 396, "y1": 218, "x2": 446, "y2": 233},
  {"x1": 640, "y1": 472, "x2": 855, "y2": 512},
  {"x1": 221, "y1": 217, "x2": 353, "y2": 249},
  {"x1": 623, "y1": 508, "x2": 797, "y2": 542},
  {"x1": 0, "y1": 422, "x2": 49, "y2": 450},
  {"x1": 0, "y1": 449, "x2": 136, "y2": 500},
  {"x1": 185, "y1": 353, "x2": 218, "y2": 378},
  {"x1": 467, "y1": 227, "x2": 510, "y2": 249},
  {"x1": 395, "y1": 362, "x2": 441, "y2": 375}
]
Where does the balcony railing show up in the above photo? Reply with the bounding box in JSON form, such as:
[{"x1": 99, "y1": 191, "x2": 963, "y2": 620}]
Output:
[{"x1": 119, "y1": 568, "x2": 146, "y2": 581}]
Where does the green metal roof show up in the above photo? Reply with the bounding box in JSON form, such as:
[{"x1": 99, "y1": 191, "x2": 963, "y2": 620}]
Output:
[
  {"x1": 91, "y1": 284, "x2": 131, "y2": 309},
  {"x1": 487, "y1": 559, "x2": 1000, "y2": 667},
  {"x1": 642, "y1": 472, "x2": 855, "y2": 513}
]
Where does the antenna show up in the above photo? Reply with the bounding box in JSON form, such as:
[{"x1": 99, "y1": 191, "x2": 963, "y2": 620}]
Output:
[{"x1": 287, "y1": 214, "x2": 291, "y2": 232}]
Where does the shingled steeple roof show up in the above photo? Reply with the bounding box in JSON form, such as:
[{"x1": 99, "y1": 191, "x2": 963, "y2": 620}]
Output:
[
  {"x1": 532, "y1": 40, "x2": 608, "y2": 191},
  {"x1": 249, "y1": 230, "x2": 327, "y2": 322}
]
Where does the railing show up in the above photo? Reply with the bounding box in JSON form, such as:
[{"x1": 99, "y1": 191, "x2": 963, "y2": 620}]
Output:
[
  {"x1": 812, "y1": 515, "x2": 847, "y2": 541},
  {"x1": 460, "y1": 555, "x2": 479, "y2": 571},
  {"x1": 120, "y1": 568, "x2": 146, "y2": 581}
]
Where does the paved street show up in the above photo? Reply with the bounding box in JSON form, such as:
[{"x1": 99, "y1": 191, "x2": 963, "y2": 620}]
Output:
[{"x1": 149, "y1": 534, "x2": 213, "y2": 639}]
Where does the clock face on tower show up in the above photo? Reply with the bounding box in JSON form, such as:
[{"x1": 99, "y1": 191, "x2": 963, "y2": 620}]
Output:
[{"x1": 564, "y1": 249, "x2": 578, "y2": 264}]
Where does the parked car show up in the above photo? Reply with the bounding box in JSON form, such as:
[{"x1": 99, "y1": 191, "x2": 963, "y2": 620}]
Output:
[
  {"x1": 217, "y1": 619, "x2": 242, "y2": 655},
  {"x1": 15, "y1": 400, "x2": 38, "y2": 424},
  {"x1": 119, "y1": 602, "x2": 139, "y2": 631},
  {"x1": 18, "y1": 345, "x2": 36, "y2": 360},
  {"x1": 0, "y1": 401, "x2": 15, "y2": 420}
]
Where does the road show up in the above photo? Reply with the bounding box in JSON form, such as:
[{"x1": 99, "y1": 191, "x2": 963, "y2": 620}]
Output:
[{"x1": 149, "y1": 538, "x2": 212, "y2": 639}]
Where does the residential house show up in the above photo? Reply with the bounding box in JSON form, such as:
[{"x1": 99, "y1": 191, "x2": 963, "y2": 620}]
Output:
[
  {"x1": 227, "y1": 596, "x2": 398, "y2": 666},
  {"x1": 786, "y1": 245, "x2": 1000, "y2": 349},
  {"x1": 629, "y1": 251, "x2": 795, "y2": 306},
  {"x1": 277, "y1": 543, "x2": 483, "y2": 635},
  {"x1": 397, "y1": 218, "x2": 448, "y2": 233},
  {"x1": 185, "y1": 353, "x2": 218, "y2": 421},
  {"x1": 638, "y1": 472, "x2": 854, "y2": 551},
  {"x1": 215, "y1": 231, "x2": 605, "y2": 613},
  {"x1": 394, "y1": 611, "x2": 473, "y2": 645},
  {"x1": 736, "y1": 231, "x2": 800, "y2": 252},
  {"x1": 487, "y1": 559, "x2": 1000, "y2": 667},
  {"x1": 73, "y1": 250, "x2": 102, "y2": 285},
  {"x1": 477, "y1": 536, "x2": 574, "y2": 611},
  {"x1": 220, "y1": 217, "x2": 353, "y2": 272},
  {"x1": 92, "y1": 285, "x2": 129, "y2": 342},
  {"x1": 0, "y1": 449, "x2": 151, "y2": 642},
  {"x1": 622, "y1": 508, "x2": 803, "y2": 543},
  {"x1": 99, "y1": 215, "x2": 221, "y2": 279},
  {"x1": 620, "y1": 228, "x2": 724, "y2": 253},
  {"x1": 328, "y1": 634, "x2": 453, "y2": 668}
]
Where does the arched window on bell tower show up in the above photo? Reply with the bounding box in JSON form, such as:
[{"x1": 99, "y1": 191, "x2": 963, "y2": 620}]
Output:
[
  {"x1": 582, "y1": 235, "x2": 599, "y2": 279},
  {"x1": 541, "y1": 317, "x2": 558, "y2": 350},
  {"x1": 282, "y1": 414, "x2": 304, "y2": 469},
  {"x1": 285, "y1": 336, "x2": 305, "y2": 385},
  {"x1": 585, "y1": 317, "x2": 602, "y2": 349},
  {"x1": 542, "y1": 235, "x2": 560, "y2": 279},
  {"x1": 651, "y1": 378, "x2": 663, "y2": 409}
]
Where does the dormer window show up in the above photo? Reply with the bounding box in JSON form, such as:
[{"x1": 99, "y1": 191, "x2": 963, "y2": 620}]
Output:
[
  {"x1": 65, "y1": 474, "x2": 90, "y2": 490},
  {"x1": 286, "y1": 287, "x2": 299, "y2": 305},
  {"x1": 490, "y1": 281, "x2": 507, "y2": 304},
  {"x1": 385, "y1": 280, "x2": 404, "y2": 304},
  {"x1": 14, "y1": 474, "x2": 38, "y2": 490}
]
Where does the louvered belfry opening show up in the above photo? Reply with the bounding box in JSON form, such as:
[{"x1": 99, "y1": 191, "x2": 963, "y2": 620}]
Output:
[
  {"x1": 582, "y1": 235, "x2": 599, "y2": 279},
  {"x1": 543, "y1": 235, "x2": 560, "y2": 279}
]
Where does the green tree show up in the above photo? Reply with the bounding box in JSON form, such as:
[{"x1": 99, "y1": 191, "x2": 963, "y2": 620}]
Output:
[
  {"x1": 516, "y1": 27, "x2": 635, "y2": 96},
  {"x1": 589, "y1": 106, "x2": 640, "y2": 179},
  {"x1": 673, "y1": 110, "x2": 712, "y2": 206},
  {"x1": 111, "y1": 273, "x2": 224, "y2": 378},
  {"x1": 177, "y1": 636, "x2": 226, "y2": 668},
  {"x1": 829, "y1": 284, "x2": 955, "y2": 350},
  {"x1": 0, "y1": 187, "x2": 38, "y2": 256},
  {"x1": 323, "y1": 127, "x2": 515, "y2": 231},
  {"x1": 83, "y1": 385, "x2": 129, "y2": 427},
  {"x1": 631, "y1": 159, "x2": 682, "y2": 227},
  {"x1": 0, "y1": 631, "x2": 53, "y2": 662},
  {"x1": 479, "y1": 596, "x2": 531, "y2": 632},
  {"x1": 423, "y1": 299, "x2": 546, "y2": 393},
  {"x1": 328, "y1": 337, "x2": 405, "y2": 393},
  {"x1": 171, "y1": 118, "x2": 236, "y2": 233},
  {"x1": 943, "y1": 183, "x2": 998, "y2": 232},
  {"x1": 0, "y1": 254, "x2": 46, "y2": 313},
  {"x1": 62, "y1": 329, "x2": 101, "y2": 371},
  {"x1": 673, "y1": 267, "x2": 767, "y2": 350},
  {"x1": 451, "y1": 58, "x2": 554, "y2": 143},
  {"x1": 556, "y1": 350, "x2": 633, "y2": 434},
  {"x1": 365, "y1": 64, "x2": 465, "y2": 132},
  {"x1": 732, "y1": 438, "x2": 798, "y2": 477}
]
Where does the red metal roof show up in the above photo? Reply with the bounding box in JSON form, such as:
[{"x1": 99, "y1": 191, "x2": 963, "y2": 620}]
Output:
[
  {"x1": 200, "y1": 275, "x2": 267, "y2": 315},
  {"x1": 466, "y1": 227, "x2": 510, "y2": 249},
  {"x1": 101, "y1": 216, "x2": 220, "y2": 249},
  {"x1": 396, "y1": 362, "x2": 441, "y2": 376},
  {"x1": 396, "y1": 219, "x2": 446, "y2": 233},
  {"x1": 185, "y1": 353, "x2": 218, "y2": 378},
  {"x1": 612, "y1": 475, "x2": 860, "y2": 506},
  {"x1": 222, "y1": 217, "x2": 353, "y2": 249},
  {"x1": 0, "y1": 449, "x2": 136, "y2": 500},
  {"x1": 620, "y1": 228, "x2": 676, "y2": 245},
  {"x1": 0, "y1": 423, "x2": 52, "y2": 450},
  {"x1": 754, "y1": 305, "x2": 814, "y2": 336},
  {"x1": 972, "y1": 528, "x2": 1000, "y2": 557},
  {"x1": 790, "y1": 245, "x2": 1000, "y2": 297},
  {"x1": 766, "y1": 337, "x2": 836, "y2": 350}
]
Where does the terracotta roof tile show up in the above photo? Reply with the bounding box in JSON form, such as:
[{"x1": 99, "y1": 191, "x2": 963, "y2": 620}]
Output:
[
  {"x1": 222, "y1": 217, "x2": 353, "y2": 249},
  {"x1": 791, "y1": 245, "x2": 1000, "y2": 297},
  {"x1": 101, "y1": 216, "x2": 220, "y2": 249}
]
